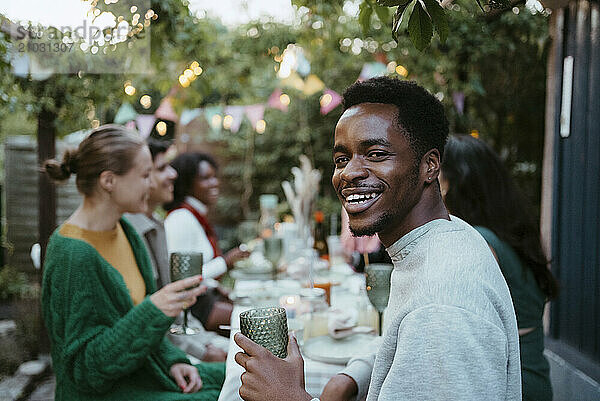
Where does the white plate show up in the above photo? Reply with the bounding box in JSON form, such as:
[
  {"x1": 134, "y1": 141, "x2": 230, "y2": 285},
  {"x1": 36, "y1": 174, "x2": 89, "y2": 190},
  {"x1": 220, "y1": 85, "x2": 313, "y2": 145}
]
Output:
[{"x1": 301, "y1": 333, "x2": 377, "y2": 365}]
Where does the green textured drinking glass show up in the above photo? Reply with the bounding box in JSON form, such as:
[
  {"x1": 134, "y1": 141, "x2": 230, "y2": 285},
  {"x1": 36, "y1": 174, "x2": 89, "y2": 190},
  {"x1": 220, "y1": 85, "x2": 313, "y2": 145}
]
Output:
[
  {"x1": 169, "y1": 252, "x2": 203, "y2": 336},
  {"x1": 365, "y1": 263, "x2": 393, "y2": 336},
  {"x1": 240, "y1": 307, "x2": 289, "y2": 358}
]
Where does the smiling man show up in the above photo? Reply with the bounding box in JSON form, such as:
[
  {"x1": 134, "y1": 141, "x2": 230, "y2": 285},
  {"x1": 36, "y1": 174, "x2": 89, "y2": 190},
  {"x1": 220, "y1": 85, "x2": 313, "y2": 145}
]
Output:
[{"x1": 234, "y1": 77, "x2": 521, "y2": 401}]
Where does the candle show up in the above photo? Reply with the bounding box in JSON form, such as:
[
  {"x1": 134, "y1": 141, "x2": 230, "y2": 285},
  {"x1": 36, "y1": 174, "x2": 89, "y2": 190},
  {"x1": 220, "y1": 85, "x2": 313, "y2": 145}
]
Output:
[{"x1": 279, "y1": 294, "x2": 301, "y2": 319}]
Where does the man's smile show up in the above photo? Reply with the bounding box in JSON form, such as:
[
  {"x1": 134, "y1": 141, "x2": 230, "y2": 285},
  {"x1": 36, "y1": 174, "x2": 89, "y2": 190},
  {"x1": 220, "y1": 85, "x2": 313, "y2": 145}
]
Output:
[{"x1": 339, "y1": 186, "x2": 384, "y2": 214}]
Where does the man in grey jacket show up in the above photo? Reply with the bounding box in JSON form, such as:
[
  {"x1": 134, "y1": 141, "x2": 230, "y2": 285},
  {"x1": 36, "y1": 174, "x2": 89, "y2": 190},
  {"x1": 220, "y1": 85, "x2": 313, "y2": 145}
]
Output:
[
  {"x1": 233, "y1": 77, "x2": 521, "y2": 401},
  {"x1": 126, "y1": 138, "x2": 228, "y2": 362}
]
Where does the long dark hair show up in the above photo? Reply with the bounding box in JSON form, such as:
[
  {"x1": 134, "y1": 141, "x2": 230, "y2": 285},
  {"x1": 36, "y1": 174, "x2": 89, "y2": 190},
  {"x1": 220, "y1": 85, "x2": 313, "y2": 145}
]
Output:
[
  {"x1": 164, "y1": 151, "x2": 218, "y2": 212},
  {"x1": 441, "y1": 135, "x2": 558, "y2": 300}
]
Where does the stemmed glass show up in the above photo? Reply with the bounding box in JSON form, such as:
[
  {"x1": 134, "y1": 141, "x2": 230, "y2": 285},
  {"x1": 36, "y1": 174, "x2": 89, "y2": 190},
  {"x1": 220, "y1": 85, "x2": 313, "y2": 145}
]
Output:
[
  {"x1": 264, "y1": 237, "x2": 283, "y2": 280},
  {"x1": 169, "y1": 252, "x2": 203, "y2": 336},
  {"x1": 365, "y1": 263, "x2": 393, "y2": 336}
]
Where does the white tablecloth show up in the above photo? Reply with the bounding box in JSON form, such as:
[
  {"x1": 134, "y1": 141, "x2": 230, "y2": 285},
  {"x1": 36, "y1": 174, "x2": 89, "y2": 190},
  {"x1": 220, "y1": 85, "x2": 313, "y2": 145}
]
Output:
[{"x1": 218, "y1": 273, "x2": 370, "y2": 401}]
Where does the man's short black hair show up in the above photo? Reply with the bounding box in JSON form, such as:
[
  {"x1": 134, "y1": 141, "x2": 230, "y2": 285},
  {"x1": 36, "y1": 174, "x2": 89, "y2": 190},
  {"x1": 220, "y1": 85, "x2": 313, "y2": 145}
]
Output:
[
  {"x1": 146, "y1": 138, "x2": 171, "y2": 161},
  {"x1": 342, "y1": 77, "x2": 449, "y2": 162}
]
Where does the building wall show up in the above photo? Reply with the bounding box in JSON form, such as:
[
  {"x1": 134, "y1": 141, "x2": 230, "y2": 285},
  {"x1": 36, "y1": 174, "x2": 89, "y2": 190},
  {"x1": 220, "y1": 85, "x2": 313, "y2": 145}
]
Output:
[
  {"x1": 3, "y1": 136, "x2": 81, "y2": 273},
  {"x1": 542, "y1": 0, "x2": 600, "y2": 394}
]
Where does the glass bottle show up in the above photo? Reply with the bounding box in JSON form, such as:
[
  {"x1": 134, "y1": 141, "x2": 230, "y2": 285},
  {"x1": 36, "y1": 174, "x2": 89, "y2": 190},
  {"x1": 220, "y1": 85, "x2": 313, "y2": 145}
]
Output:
[
  {"x1": 258, "y1": 194, "x2": 278, "y2": 238},
  {"x1": 313, "y1": 210, "x2": 329, "y2": 259}
]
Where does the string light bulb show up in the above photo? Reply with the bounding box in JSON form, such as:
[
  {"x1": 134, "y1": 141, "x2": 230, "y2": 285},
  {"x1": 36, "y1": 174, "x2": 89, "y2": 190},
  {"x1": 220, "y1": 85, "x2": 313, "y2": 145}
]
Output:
[
  {"x1": 140, "y1": 95, "x2": 152, "y2": 109},
  {"x1": 179, "y1": 75, "x2": 190, "y2": 88},
  {"x1": 395, "y1": 65, "x2": 408, "y2": 77},
  {"x1": 320, "y1": 93, "x2": 332, "y2": 107},
  {"x1": 223, "y1": 115, "x2": 233, "y2": 130},
  {"x1": 256, "y1": 119, "x2": 266, "y2": 134},
  {"x1": 156, "y1": 121, "x2": 167, "y2": 136},
  {"x1": 279, "y1": 94, "x2": 290, "y2": 106},
  {"x1": 211, "y1": 114, "x2": 222, "y2": 129},
  {"x1": 124, "y1": 85, "x2": 136, "y2": 96}
]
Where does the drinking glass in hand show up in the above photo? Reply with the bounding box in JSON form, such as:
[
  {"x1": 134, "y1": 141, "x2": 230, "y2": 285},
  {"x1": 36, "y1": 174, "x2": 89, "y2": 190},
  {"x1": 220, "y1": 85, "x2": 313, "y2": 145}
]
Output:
[
  {"x1": 264, "y1": 237, "x2": 283, "y2": 279},
  {"x1": 240, "y1": 307, "x2": 288, "y2": 358},
  {"x1": 169, "y1": 252, "x2": 203, "y2": 336},
  {"x1": 365, "y1": 263, "x2": 393, "y2": 336}
]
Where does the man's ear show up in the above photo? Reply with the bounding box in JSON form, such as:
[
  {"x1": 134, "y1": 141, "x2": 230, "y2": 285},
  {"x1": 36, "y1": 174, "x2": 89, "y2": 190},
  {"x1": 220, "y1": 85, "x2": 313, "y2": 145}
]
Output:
[
  {"x1": 420, "y1": 149, "x2": 441, "y2": 184},
  {"x1": 98, "y1": 170, "x2": 116, "y2": 193}
]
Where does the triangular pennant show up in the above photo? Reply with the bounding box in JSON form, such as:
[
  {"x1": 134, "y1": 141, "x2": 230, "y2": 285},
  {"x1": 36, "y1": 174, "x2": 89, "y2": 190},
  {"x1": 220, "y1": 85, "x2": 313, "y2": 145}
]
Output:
[
  {"x1": 114, "y1": 102, "x2": 138, "y2": 124},
  {"x1": 268, "y1": 88, "x2": 288, "y2": 113},
  {"x1": 302, "y1": 74, "x2": 325, "y2": 96},
  {"x1": 244, "y1": 104, "x2": 265, "y2": 129},
  {"x1": 358, "y1": 62, "x2": 388, "y2": 81},
  {"x1": 135, "y1": 114, "x2": 156, "y2": 138},
  {"x1": 280, "y1": 71, "x2": 305, "y2": 91},
  {"x1": 155, "y1": 97, "x2": 179, "y2": 122},
  {"x1": 204, "y1": 106, "x2": 223, "y2": 133},
  {"x1": 320, "y1": 89, "x2": 343, "y2": 115},
  {"x1": 295, "y1": 48, "x2": 311, "y2": 77},
  {"x1": 224, "y1": 105, "x2": 246, "y2": 133},
  {"x1": 452, "y1": 92, "x2": 465, "y2": 115},
  {"x1": 180, "y1": 108, "x2": 203, "y2": 126}
]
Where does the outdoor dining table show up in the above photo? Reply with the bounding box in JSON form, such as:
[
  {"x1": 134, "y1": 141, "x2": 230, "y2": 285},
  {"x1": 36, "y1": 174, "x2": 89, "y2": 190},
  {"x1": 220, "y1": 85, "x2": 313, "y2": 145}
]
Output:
[{"x1": 217, "y1": 269, "x2": 374, "y2": 400}]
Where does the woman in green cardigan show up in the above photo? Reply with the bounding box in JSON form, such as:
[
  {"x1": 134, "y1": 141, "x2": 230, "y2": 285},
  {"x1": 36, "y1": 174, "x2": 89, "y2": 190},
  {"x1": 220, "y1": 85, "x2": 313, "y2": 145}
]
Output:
[
  {"x1": 441, "y1": 134, "x2": 559, "y2": 401},
  {"x1": 42, "y1": 125, "x2": 225, "y2": 400}
]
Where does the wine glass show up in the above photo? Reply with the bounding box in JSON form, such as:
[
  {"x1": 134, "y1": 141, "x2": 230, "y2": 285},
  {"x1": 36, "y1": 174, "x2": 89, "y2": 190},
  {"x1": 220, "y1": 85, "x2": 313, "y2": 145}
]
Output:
[
  {"x1": 365, "y1": 263, "x2": 393, "y2": 336},
  {"x1": 264, "y1": 237, "x2": 283, "y2": 279},
  {"x1": 169, "y1": 252, "x2": 203, "y2": 336}
]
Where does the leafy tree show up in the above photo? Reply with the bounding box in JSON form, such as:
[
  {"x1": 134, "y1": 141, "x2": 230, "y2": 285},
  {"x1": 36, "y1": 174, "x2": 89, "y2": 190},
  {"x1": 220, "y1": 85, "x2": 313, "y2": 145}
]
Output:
[{"x1": 0, "y1": 0, "x2": 549, "y2": 229}]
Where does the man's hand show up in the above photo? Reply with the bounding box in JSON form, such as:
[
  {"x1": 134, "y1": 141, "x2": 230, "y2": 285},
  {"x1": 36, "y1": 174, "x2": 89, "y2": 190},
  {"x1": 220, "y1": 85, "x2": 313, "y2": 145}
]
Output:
[
  {"x1": 202, "y1": 344, "x2": 227, "y2": 362},
  {"x1": 169, "y1": 363, "x2": 203, "y2": 393},
  {"x1": 234, "y1": 332, "x2": 312, "y2": 401},
  {"x1": 320, "y1": 374, "x2": 359, "y2": 401},
  {"x1": 224, "y1": 247, "x2": 251, "y2": 269}
]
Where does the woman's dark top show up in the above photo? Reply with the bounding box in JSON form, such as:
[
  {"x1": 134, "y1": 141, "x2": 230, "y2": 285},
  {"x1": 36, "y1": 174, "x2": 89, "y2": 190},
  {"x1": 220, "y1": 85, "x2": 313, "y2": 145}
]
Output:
[{"x1": 475, "y1": 226, "x2": 552, "y2": 401}]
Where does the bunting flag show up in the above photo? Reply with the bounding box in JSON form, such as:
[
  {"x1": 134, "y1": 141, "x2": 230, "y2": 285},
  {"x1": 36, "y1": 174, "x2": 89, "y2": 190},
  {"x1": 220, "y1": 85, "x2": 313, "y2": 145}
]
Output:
[
  {"x1": 114, "y1": 102, "x2": 138, "y2": 124},
  {"x1": 244, "y1": 104, "x2": 265, "y2": 130},
  {"x1": 180, "y1": 108, "x2": 203, "y2": 126},
  {"x1": 224, "y1": 105, "x2": 246, "y2": 133},
  {"x1": 358, "y1": 62, "x2": 387, "y2": 81},
  {"x1": 204, "y1": 106, "x2": 223, "y2": 133},
  {"x1": 452, "y1": 92, "x2": 465, "y2": 115},
  {"x1": 302, "y1": 74, "x2": 325, "y2": 96},
  {"x1": 155, "y1": 97, "x2": 179, "y2": 122},
  {"x1": 320, "y1": 88, "x2": 343, "y2": 115},
  {"x1": 268, "y1": 88, "x2": 288, "y2": 113},
  {"x1": 135, "y1": 114, "x2": 157, "y2": 138},
  {"x1": 295, "y1": 48, "x2": 311, "y2": 77},
  {"x1": 280, "y1": 71, "x2": 305, "y2": 91}
]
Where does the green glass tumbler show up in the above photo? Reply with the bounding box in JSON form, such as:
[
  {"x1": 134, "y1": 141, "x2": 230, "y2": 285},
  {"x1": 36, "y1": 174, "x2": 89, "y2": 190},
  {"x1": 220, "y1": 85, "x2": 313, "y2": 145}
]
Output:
[{"x1": 240, "y1": 307, "x2": 288, "y2": 358}]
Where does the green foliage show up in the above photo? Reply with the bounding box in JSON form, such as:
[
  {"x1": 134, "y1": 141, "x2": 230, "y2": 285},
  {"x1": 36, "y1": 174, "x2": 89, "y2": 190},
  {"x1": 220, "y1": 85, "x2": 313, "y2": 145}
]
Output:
[
  {"x1": 0, "y1": 0, "x2": 549, "y2": 220},
  {"x1": 0, "y1": 266, "x2": 39, "y2": 301},
  {"x1": 358, "y1": 0, "x2": 514, "y2": 50},
  {"x1": 408, "y1": 1, "x2": 433, "y2": 51}
]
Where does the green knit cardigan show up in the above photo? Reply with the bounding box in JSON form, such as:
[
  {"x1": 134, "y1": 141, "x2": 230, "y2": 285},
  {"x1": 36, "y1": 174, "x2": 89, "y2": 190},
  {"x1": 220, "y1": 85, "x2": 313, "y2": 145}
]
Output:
[{"x1": 42, "y1": 218, "x2": 218, "y2": 401}]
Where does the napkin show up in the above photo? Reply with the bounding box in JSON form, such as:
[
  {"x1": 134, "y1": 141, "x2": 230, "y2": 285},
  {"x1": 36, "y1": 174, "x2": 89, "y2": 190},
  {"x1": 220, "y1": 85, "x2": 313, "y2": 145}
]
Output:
[{"x1": 328, "y1": 308, "x2": 358, "y2": 339}]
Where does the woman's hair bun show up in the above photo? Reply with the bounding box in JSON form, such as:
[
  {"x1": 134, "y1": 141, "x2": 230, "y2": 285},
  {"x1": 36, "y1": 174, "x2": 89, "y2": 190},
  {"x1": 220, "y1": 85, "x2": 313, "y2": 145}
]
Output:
[{"x1": 44, "y1": 149, "x2": 78, "y2": 182}]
